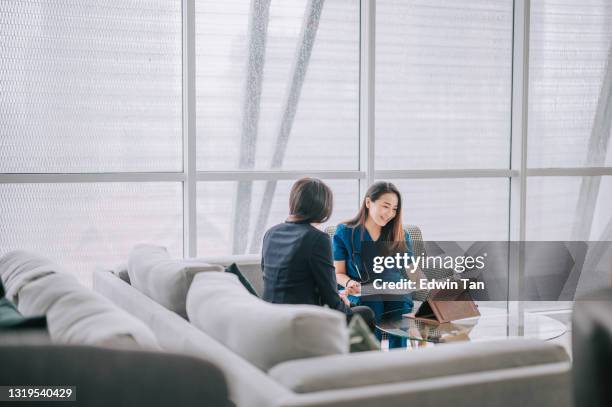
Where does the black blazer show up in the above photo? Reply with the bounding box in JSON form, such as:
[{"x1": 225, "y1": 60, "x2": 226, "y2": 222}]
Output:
[{"x1": 261, "y1": 221, "x2": 351, "y2": 315}]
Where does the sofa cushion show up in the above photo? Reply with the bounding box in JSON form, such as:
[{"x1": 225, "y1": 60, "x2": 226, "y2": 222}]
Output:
[
  {"x1": 268, "y1": 338, "x2": 569, "y2": 393},
  {"x1": 128, "y1": 245, "x2": 223, "y2": 318},
  {"x1": 187, "y1": 272, "x2": 348, "y2": 371},
  {"x1": 0, "y1": 251, "x2": 159, "y2": 348}
]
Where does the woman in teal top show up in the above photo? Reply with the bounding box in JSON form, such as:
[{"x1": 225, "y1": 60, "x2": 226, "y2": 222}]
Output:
[{"x1": 333, "y1": 181, "x2": 413, "y2": 348}]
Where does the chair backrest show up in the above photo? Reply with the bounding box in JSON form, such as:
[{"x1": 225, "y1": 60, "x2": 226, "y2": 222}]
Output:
[{"x1": 324, "y1": 224, "x2": 425, "y2": 258}]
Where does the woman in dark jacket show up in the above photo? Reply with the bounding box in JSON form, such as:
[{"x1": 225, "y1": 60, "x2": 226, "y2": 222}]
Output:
[{"x1": 261, "y1": 177, "x2": 374, "y2": 330}]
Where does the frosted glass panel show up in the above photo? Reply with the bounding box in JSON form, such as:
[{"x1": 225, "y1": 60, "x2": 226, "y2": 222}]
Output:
[
  {"x1": 389, "y1": 178, "x2": 509, "y2": 240},
  {"x1": 376, "y1": 0, "x2": 513, "y2": 170},
  {"x1": 526, "y1": 176, "x2": 612, "y2": 241},
  {"x1": 0, "y1": 1, "x2": 182, "y2": 173},
  {"x1": 196, "y1": 0, "x2": 359, "y2": 171},
  {"x1": 528, "y1": 0, "x2": 612, "y2": 168},
  {"x1": 0, "y1": 183, "x2": 182, "y2": 286},
  {"x1": 197, "y1": 180, "x2": 358, "y2": 255}
]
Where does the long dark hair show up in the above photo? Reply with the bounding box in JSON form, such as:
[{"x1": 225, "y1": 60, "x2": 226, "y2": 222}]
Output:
[{"x1": 344, "y1": 181, "x2": 406, "y2": 251}]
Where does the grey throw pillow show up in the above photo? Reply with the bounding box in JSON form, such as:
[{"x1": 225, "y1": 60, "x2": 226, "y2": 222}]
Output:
[{"x1": 128, "y1": 245, "x2": 223, "y2": 317}]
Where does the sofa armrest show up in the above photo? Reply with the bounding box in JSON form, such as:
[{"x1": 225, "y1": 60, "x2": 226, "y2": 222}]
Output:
[
  {"x1": 269, "y1": 338, "x2": 569, "y2": 393},
  {"x1": 277, "y1": 361, "x2": 571, "y2": 407}
]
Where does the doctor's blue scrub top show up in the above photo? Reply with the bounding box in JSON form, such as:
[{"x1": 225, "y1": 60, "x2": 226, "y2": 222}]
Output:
[{"x1": 332, "y1": 223, "x2": 414, "y2": 283}]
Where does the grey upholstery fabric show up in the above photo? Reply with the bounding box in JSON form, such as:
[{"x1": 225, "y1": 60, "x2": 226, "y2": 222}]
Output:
[
  {"x1": 94, "y1": 270, "x2": 292, "y2": 407},
  {"x1": 0, "y1": 342, "x2": 231, "y2": 407},
  {"x1": 95, "y1": 270, "x2": 574, "y2": 407},
  {"x1": 274, "y1": 363, "x2": 571, "y2": 407},
  {"x1": 128, "y1": 244, "x2": 223, "y2": 318},
  {"x1": 187, "y1": 272, "x2": 348, "y2": 371},
  {"x1": 0, "y1": 251, "x2": 159, "y2": 348},
  {"x1": 269, "y1": 339, "x2": 570, "y2": 393},
  {"x1": 572, "y1": 288, "x2": 612, "y2": 407}
]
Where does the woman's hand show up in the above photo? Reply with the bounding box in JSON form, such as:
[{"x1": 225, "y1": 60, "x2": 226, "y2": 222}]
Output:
[
  {"x1": 346, "y1": 279, "x2": 361, "y2": 295},
  {"x1": 338, "y1": 291, "x2": 351, "y2": 306}
]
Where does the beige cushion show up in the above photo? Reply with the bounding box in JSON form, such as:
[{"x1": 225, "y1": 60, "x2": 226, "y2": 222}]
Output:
[
  {"x1": 186, "y1": 272, "x2": 348, "y2": 371},
  {"x1": 268, "y1": 338, "x2": 569, "y2": 393},
  {"x1": 128, "y1": 245, "x2": 222, "y2": 318}
]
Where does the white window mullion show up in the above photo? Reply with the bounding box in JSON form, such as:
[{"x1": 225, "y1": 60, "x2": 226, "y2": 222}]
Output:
[
  {"x1": 359, "y1": 0, "x2": 375, "y2": 203},
  {"x1": 510, "y1": 0, "x2": 530, "y2": 244},
  {"x1": 508, "y1": 0, "x2": 531, "y2": 335},
  {"x1": 183, "y1": 0, "x2": 197, "y2": 258}
]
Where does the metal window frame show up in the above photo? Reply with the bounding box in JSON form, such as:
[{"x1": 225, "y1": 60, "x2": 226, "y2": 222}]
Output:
[
  {"x1": 360, "y1": 0, "x2": 376, "y2": 203},
  {"x1": 508, "y1": 0, "x2": 530, "y2": 335},
  {"x1": 183, "y1": 0, "x2": 197, "y2": 258},
  {"x1": 1, "y1": 0, "x2": 610, "y2": 264}
]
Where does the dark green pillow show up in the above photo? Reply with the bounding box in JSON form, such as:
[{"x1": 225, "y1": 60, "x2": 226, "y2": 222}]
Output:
[
  {"x1": 348, "y1": 314, "x2": 380, "y2": 352},
  {"x1": 224, "y1": 263, "x2": 259, "y2": 297},
  {"x1": 0, "y1": 280, "x2": 47, "y2": 331}
]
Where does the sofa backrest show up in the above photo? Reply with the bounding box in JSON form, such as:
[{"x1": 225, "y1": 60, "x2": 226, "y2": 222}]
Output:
[
  {"x1": 93, "y1": 270, "x2": 292, "y2": 407},
  {"x1": 0, "y1": 251, "x2": 159, "y2": 348},
  {"x1": 186, "y1": 272, "x2": 348, "y2": 372},
  {"x1": 128, "y1": 244, "x2": 223, "y2": 317}
]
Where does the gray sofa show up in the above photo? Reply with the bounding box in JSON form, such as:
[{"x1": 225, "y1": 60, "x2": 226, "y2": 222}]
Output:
[
  {"x1": 0, "y1": 331, "x2": 231, "y2": 407},
  {"x1": 93, "y1": 253, "x2": 572, "y2": 407},
  {"x1": 0, "y1": 250, "x2": 231, "y2": 407}
]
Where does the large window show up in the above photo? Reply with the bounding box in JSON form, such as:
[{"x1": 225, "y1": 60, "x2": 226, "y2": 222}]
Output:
[
  {"x1": 376, "y1": 0, "x2": 513, "y2": 171},
  {"x1": 1, "y1": 0, "x2": 183, "y2": 285},
  {"x1": 195, "y1": 0, "x2": 360, "y2": 255},
  {"x1": 1, "y1": 0, "x2": 611, "y2": 288},
  {"x1": 1, "y1": 0, "x2": 182, "y2": 173},
  {"x1": 526, "y1": 0, "x2": 612, "y2": 244},
  {"x1": 195, "y1": 0, "x2": 359, "y2": 171}
]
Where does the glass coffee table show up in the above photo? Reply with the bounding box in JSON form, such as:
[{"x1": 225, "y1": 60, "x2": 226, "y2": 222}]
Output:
[{"x1": 376, "y1": 304, "x2": 567, "y2": 348}]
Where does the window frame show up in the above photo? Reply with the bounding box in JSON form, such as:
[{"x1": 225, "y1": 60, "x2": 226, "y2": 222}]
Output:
[{"x1": 1, "y1": 0, "x2": 611, "y2": 286}]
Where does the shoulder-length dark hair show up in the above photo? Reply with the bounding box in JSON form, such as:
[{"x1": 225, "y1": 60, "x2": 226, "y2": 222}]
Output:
[
  {"x1": 287, "y1": 177, "x2": 333, "y2": 224},
  {"x1": 344, "y1": 181, "x2": 406, "y2": 251}
]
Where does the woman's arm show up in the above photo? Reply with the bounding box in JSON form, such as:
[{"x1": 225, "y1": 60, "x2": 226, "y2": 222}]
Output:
[
  {"x1": 332, "y1": 225, "x2": 361, "y2": 294},
  {"x1": 334, "y1": 260, "x2": 350, "y2": 286},
  {"x1": 334, "y1": 260, "x2": 361, "y2": 295},
  {"x1": 310, "y1": 233, "x2": 352, "y2": 315}
]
